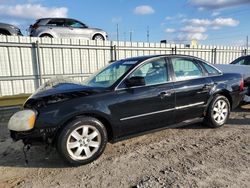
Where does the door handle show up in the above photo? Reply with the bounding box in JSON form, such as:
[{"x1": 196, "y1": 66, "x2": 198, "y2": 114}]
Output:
[
  {"x1": 203, "y1": 83, "x2": 214, "y2": 90},
  {"x1": 159, "y1": 91, "x2": 173, "y2": 99},
  {"x1": 198, "y1": 83, "x2": 214, "y2": 94}
]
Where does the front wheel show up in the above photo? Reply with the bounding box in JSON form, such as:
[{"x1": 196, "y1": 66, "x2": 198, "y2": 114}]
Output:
[
  {"x1": 57, "y1": 117, "x2": 108, "y2": 165},
  {"x1": 93, "y1": 34, "x2": 105, "y2": 41},
  {"x1": 204, "y1": 95, "x2": 230, "y2": 128}
]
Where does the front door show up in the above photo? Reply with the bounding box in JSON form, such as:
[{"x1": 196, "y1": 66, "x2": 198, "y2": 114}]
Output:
[
  {"x1": 113, "y1": 57, "x2": 175, "y2": 137},
  {"x1": 64, "y1": 19, "x2": 90, "y2": 39}
]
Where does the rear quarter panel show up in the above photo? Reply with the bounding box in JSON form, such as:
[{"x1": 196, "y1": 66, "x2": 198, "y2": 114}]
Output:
[{"x1": 210, "y1": 73, "x2": 243, "y2": 109}]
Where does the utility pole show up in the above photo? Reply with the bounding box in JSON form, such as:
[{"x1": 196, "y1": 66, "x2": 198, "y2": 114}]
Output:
[
  {"x1": 147, "y1": 26, "x2": 149, "y2": 42},
  {"x1": 123, "y1": 32, "x2": 126, "y2": 41},
  {"x1": 129, "y1": 30, "x2": 133, "y2": 42},
  {"x1": 116, "y1": 23, "x2": 119, "y2": 42},
  {"x1": 247, "y1": 35, "x2": 249, "y2": 49}
]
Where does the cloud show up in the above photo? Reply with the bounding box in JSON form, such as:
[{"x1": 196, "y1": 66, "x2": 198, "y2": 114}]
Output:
[
  {"x1": 165, "y1": 28, "x2": 176, "y2": 33},
  {"x1": 165, "y1": 25, "x2": 207, "y2": 41},
  {"x1": 165, "y1": 14, "x2": 186, "y2": 21},
  {"x1": 189, "y1": 0, "x2": 250, "y2": 10},
  {"x1": 178, "y1": 33, "x2": 208, "y2": 41},
  {"x1": 180, "y1": 26, "x2": 206, "y2": 33},
  {"x1": 0, "y1": 4, "x2": 68, "y2": 20},
  {"x1": 185, "y1": 18, "x2": 239, "y2": 28},
  {"x1": 165, "y1": 16, "x2": 173, "y2": 21},
  {"x1": 211, "y1": 11, "x2": 220, "y2": 17},
  {"x1": 171, "y1": 26, "x2": 207, "y2": 41},
  {"x1": 172, "y1": 17, "x2": 239, "y2": 42},
  {"x1": 134, "y1": 5, "x2": 155, "y2": 15}
]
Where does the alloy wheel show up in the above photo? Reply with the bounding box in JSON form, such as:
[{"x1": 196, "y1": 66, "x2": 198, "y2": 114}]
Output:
[
  {"x1": 212, "y1": 99, "x2": 228, "y2": 124},
  {"x1": 94, "y1": 35, "x2": 104, "y2": 40},
  {"x1": 66, "y1": 125, "x2": 101, "y2": 160}
]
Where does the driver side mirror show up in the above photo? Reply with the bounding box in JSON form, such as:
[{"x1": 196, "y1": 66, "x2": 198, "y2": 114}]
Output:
[{"x1": 125, "y1": 76, "x2": 145, "y2": 87}]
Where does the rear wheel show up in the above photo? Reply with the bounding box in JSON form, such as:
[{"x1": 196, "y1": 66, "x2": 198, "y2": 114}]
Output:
[
  {"x1": 204, "y1": 95, "x2": 230, "y2": 128},
  {"x1": 57, "y1": 117, "x2": 108, "y2": 165},
  {"x1": 40, "y1": 34, "x2": 53, "y2": 38},
  {"x1": 0, "y1": 30, "x2": 10, "y2": 36}
]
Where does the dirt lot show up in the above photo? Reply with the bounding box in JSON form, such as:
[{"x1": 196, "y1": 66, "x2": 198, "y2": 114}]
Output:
[{"x1": 0, "y1": 104, "x2": 249, "y2": 188}]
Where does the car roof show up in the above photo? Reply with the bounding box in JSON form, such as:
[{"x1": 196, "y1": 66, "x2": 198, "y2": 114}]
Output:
[
  {"x1": 37, "y1": 18, "x2": 77, "y2": 21},
  {"x1": 241, "y1": 55, "x2": 250, "y2": 58},
  {"x1": 121, "y1": 54, "x2": 205, "y2": 62},
  {"x1": 0, "y1": 22, "x2": 17, "y2": 28}
]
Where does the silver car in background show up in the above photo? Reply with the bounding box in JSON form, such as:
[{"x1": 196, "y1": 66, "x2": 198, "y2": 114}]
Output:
[
  {"x1": 0, "y1": 23, "x2": 23, "y2": 36},
  {"x1": 29, "y1": 18, "x2": 108, "y2": 40}
]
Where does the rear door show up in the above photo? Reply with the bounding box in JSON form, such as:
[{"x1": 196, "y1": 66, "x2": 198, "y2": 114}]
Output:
[
  {"x1": 169, "y1": 57, "x2": 212, "y2": 123},
  {"x1": 45, "y1": 19, "x2": 67, "y2": 37}
]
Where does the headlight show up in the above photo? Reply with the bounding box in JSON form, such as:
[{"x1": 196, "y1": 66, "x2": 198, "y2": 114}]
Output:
[{"x1": 8, "y1": 110, "x2": 36, "y2": 131}]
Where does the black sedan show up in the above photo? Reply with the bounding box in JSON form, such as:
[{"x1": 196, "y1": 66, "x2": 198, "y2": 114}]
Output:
[{"x1": 8, "y1": 55, "x2": 245, "y2": 165}]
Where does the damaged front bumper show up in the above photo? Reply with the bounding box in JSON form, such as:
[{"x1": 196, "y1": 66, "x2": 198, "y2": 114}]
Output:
[{"x1": 8, "y1": 109, "x2": 57, "y2": 144}]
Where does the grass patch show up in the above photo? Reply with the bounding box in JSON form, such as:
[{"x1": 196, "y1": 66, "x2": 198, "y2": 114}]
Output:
[{"x1": 0, "y1": 94, "x2": 31, "y2": 107}]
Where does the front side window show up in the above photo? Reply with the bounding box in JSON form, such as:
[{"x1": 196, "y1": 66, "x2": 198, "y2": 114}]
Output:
[
  {"x1": 84, "y1": 60, "x2": 137, "y2": 88},
  {"x1": 65, "y1": 20, "x2": 86, "y2": 28},
  {"x1": 172, "y1": 58, "x2": 203, "y2": 81},
  {"x1": 128, "y1": 58, "x2": 168, "y2": 85}
]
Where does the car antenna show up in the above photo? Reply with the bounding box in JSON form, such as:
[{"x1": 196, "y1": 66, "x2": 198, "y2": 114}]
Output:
[{"x1": 23, "y1": 144, "x2": 31, "y2": 165}]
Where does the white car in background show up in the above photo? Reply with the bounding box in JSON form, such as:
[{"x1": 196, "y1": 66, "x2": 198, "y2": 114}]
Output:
[{"x1": 29, "y1": 18, "x2": 108, "y2": 40}]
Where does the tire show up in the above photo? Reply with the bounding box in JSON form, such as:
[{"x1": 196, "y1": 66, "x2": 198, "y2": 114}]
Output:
[
  {"x1": 57, "y1": 117, "x2": 108, "y2": 165},
  {"x1": 40, "y1": 34, "x2": 53, "y2": 38},
  {"x1": 204, "y1": 95, "x2": 230, "y2": 128},
  {"x1": 0, "y1": 31, "x2": 10, "y2": 36},
  {"x1": 93, "y1": 34, "x2": 104, "y2": 41}
]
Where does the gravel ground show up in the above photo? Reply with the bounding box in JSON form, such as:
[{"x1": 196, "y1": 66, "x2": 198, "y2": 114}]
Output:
[{"x1": 0, "y1": 104, "x2": 249, "y2": 188}]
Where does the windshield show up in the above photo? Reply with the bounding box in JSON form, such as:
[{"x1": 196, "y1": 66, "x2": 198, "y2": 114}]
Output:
[{"x1": 83, "y1": 60, "x2": 138, "y2": 88}]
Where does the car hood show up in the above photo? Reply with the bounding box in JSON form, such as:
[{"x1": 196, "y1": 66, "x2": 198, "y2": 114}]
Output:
[{"x1": 29, "y1": 76, "x2": 106, "y2": 99}]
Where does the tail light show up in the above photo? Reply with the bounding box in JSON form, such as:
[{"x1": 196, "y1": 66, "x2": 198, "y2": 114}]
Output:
[
  {"x1": 31, "y1": 24, "x2": 39, "y2": 30},
  {"x1": 240, "y1": 78, "x2": 244, "y2": 90}
]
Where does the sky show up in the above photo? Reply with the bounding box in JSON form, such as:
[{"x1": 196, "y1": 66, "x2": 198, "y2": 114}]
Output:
[{"x1": 0, "y1": 0, "x2": 250, "y2": 46}]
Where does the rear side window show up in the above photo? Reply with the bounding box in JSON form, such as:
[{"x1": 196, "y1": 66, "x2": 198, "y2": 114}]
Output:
[
  {"x1": 172, "y1": 58, "x2": 203, "y2": 81},
  {"x1": 200, "y1": 62, "x2": 220, "y2": 75},
  {"x1": 46, "y1": 19, "x2": 65, "y2": 27}
]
